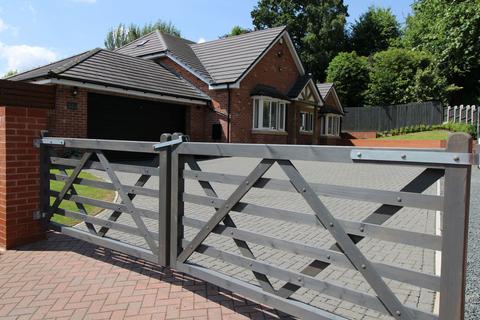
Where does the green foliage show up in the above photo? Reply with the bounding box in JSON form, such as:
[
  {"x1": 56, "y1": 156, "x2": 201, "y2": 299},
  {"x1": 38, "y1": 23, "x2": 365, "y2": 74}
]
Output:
[
  {"x1": 326, "y1": 52, "x2": 369, "y2": 107},
  {"x1": 104, "y1": 20, "x2": 181, "y2": 50},
  {"x1": 2, "y1": 70, "x2": 17, "y2": 79},
  {"x1": 377, "y1": 122, "x2": 476, "y2": 139},
  {"x1": 350, "y1": 6, "x2": 401, "y2": 56},
  {"x1": 251, "y1": 0, "x2": 348, "y2": 81},
  {"x1": 220, "y1": 26, "x2": 252, "y2": 38},
  {"x1": 403, "y1": 0, "x2": 480, "y2": 102},
  {"x1": 365, "y1": 48, "x2": 452, "y2": 105}
]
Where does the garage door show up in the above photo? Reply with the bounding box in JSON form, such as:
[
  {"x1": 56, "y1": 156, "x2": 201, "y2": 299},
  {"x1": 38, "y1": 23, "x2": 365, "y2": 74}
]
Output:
[{"x1": 88, "y1": 93, "x2": 186, "y2": 141}]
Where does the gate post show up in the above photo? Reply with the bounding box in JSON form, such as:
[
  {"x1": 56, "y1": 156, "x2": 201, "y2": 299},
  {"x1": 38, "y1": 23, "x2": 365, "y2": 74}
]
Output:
[
  {"x1": 158, "y1": 133, "x2": 172, "y2": 266},
  {"x1": 439, "y1": 132, "x2": 472, "y2": 320},
  {"x1": 0, "y1": 107, "x2": 49, "y2": 249}
]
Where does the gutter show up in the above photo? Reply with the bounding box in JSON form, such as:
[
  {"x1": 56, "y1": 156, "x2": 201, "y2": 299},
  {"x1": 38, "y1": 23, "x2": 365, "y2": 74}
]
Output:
[{"x1": 33, "y1": 78, "x2": 209, "y2": 106}]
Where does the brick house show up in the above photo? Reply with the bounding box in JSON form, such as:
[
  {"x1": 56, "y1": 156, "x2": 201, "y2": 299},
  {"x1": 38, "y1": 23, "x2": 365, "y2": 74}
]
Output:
[{"x1": 9, "y1": 26, "x2": 343, "y2": 144}]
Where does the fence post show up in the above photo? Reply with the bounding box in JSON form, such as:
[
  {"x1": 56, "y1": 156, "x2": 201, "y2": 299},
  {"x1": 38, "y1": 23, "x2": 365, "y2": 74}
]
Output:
[
  {"x1": 158, "y1": 133, "x2": 172, "y2": 266},
  {"x1": 439, "y1": 133, "x2": 472, "y2": 320},
  {"x1": 38, "y1": 131, "x2": 50, "y2": 228},
  {"x1": 169, "y1": 133, "x2": 186, "y2": 268}
]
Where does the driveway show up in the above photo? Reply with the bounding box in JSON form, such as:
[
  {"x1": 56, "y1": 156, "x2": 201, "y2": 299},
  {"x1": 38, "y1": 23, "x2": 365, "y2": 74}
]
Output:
[{"x1": 87, "y1": 157, "x2": 438, "y2": 320}]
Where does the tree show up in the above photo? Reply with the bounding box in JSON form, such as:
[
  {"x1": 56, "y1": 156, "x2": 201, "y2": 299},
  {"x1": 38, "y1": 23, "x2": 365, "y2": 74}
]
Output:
[
  {"x1": 365, "y1": 48, "x2": 452, "y2": 105},
  {"x1": 2, "y1": 70, "x2": 17, "y2": 79},
  {"x1": 220, "y1": 26, "x2": 252, "y2": 38},
  {"x1": 326, "y1": 52, "x2": 369, "y2": 107},
  {"x1": 403, "y1": 0, "x2": 480, "y2": 103},
  {"x1": 104, "y1": 20, "x2": 181, "y2": 50},
  {"x1": 251, "y1": 0, "x2": 348, "y2": 81},
  {"x1": 350, "y1": 6, "x2": 400, "y2": 56}
]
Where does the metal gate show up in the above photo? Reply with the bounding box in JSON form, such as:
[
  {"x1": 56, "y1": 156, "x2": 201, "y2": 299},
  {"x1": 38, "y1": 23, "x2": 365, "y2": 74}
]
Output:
[
  {"x1": 37, "y1": 133, "x2": 182, "y2": 265},
  {"x1": 38, "y1": 133, "x2": 476, "y2": 320}
]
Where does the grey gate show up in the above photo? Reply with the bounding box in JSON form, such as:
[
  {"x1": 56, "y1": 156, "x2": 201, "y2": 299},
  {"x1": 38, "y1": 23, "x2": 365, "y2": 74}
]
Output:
[
  {"x1": 169, "y1": 133, "x2": 474, "y2": 320},
  {"x1": 37, "y1": 134, "x2": 178, "y2": 265},
  {"x1": 38, "y1": 132, "x2": 476, "y2": 320}
]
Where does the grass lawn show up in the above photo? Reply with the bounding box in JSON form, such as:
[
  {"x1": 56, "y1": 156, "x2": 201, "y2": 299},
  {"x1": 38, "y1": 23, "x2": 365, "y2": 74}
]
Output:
[
  {"x1": 50, "y1": 169, "x2": 116, "y2": 226},
  {"x1": 377, "y1": 130, "x2": 450, "y2": 140}
]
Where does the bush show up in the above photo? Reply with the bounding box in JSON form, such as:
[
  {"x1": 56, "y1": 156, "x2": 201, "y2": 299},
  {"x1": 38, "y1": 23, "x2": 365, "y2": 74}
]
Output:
[{"x1": 381, "y1": 122, "x2": 477, "y2": 139}]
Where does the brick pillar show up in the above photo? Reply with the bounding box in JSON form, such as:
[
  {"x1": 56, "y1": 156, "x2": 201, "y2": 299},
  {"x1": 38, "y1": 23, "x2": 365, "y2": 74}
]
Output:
[{"x1": 0, "y1": 106, "x2": 48, "y2": 249}]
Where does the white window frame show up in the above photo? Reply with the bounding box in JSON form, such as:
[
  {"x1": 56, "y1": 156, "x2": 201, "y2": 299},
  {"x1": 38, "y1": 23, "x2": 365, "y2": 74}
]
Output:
[
  {"x1": 252, "y1": 96, "x2": 288, "y2": 132},
  {"x1": 300, "y1": 111, "x2": 314, "y2": 133},
  {"x1": 320, "y1": 114, "x2": 341, "y2": 136}
]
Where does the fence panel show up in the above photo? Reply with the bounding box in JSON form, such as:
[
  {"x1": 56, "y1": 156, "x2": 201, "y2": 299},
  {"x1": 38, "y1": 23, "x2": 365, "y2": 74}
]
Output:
[
  {"x1": 343, "y1": 101, "x2": 443, "y2": 132},
  {"x1": 444, "y1": 105, "x2": 478, "y2": 126}
]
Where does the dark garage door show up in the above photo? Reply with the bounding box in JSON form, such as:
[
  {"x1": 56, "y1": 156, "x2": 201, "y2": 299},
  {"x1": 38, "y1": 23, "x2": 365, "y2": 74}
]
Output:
[{"x1": 88, "y1": 93, "x2": 186, "y2": 141}]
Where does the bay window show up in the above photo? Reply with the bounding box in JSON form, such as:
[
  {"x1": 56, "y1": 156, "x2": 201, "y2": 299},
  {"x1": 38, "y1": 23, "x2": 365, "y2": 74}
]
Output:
[
  {"x1": 252, "y1": 97, "x2": 287, "y2": 131},
  {"x1": 300, "y1": 111, "x2": 314, "y2": 132},
  {"x1": 320, "y1": 114, "x2": 341, "y2": 136}
]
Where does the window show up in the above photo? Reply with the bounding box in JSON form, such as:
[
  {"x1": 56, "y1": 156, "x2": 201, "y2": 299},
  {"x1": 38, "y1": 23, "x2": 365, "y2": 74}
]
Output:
[
  {"x1": 252, "y1": 97, "x2": 287, "y2": 131},
  {"x1": 300, "y1": 111, "x2": 314, "y2": 132},
  {"x1": 320, "y1": 114, "x2": 341, "y2": 136}
]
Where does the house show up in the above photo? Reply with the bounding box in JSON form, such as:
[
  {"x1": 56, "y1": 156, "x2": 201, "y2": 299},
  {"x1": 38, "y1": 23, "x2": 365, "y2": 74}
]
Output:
[
  {"x1": 316, "y1": 82, "x2": 344, "y2": 144},
  {"x1": 8, "y1": 26, "x2": 343, "y2": 144}
]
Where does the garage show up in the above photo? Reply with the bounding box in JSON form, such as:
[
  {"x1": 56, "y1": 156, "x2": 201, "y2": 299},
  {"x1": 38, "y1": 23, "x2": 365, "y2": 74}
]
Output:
[{"x1": 87, "y1": 93, "x2": 186, "y2": 142}]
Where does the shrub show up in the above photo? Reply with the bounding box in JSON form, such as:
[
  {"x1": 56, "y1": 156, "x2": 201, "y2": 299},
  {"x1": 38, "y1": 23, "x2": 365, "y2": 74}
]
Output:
[{"x1": 381, "y1": 122, "x2": 477, "y2": 139}]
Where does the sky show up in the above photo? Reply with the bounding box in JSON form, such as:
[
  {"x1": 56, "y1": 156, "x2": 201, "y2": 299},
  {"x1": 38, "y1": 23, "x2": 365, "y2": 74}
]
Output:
[{"x1": 0, "y1": 0, "x2": 414, "y2": 75}]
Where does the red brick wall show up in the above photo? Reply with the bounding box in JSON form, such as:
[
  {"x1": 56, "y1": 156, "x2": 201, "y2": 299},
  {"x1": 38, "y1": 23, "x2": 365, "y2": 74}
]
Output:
[
  {"x1": 48, "y1": 85, "x2": 88, "y2": 138},
  {"x1": 231, "y1": 40, "x2": 300, "y2": 144},
  {"x1": 159, "y1": 57, "x2": 228, "y2": 142},
  {"x1": 159, "y1": 36, "x2": 302, "y2": 144},
  {"x1": 0, "y1": 106, "x2": 48, "y2": 249}
]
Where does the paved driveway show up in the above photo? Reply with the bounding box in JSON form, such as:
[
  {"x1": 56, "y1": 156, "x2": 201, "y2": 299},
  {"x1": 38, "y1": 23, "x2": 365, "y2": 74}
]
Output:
[{"x1": 87, "y1": 157, "x2": 438, "y2": 320}]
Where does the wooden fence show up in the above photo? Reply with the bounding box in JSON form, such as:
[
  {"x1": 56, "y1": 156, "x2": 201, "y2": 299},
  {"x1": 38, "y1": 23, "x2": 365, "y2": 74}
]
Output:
[{"x1": 343, "y1": 101, "x2": 443, "y2": 132}]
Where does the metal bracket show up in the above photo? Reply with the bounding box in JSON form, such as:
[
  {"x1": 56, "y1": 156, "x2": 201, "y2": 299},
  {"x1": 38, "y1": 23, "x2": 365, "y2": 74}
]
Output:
[
  {"x1": 351, "y1": 149, "x2": 477, "y2": 166},
  {"x1": 153, "y1": 135, "x2": 188, "y2": 151},
  {"x1": 33, "y1": 211, "x2": 47, "y2": 220}
]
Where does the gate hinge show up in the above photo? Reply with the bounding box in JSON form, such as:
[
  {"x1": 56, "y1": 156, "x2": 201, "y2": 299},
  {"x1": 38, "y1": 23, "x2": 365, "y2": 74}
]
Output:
[
  {"x1": 153, "y1": 135, "x2": 188, "y2": 151},
  {"x1": 33, "y1": 211, "x2": 47, "y2": 220}
]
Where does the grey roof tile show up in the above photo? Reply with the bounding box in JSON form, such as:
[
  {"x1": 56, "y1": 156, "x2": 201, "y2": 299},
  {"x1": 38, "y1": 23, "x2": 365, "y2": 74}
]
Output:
[
  {"x1": 10, "y1": 48, "x2": 210, "y2": 101},
  {"x1": 114, "y1": 31, "x2": 169, "y2": 56},
  {"x1": 8, "y1": 50, "x2": 92, "y2": 81},
  {"x1": 190, "y1": 26, "x2": 286, "y2": 84},
  {"x1": 316, "y1": 83, "x2": 334, "y2": 99},
  {"x1": 115, "y1": 26, "x2": 287, "y2": 85}
]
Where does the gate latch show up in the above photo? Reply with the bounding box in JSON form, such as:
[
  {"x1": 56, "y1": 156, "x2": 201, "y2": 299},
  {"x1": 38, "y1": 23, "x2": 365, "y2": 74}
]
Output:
[{"x1": 153, "y1": 135, "x2": 188, "y2": 151}]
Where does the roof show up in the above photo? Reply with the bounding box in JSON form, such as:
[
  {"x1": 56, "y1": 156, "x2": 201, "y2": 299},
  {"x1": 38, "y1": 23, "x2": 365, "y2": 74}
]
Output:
[
  {"x1": 190, "y1": 26, "x2": 287, "y2": 84},
  {"x1": 251, "y1": 84, "x2": 289, "y2": 100},
  {"x1": 9, "y1": 48, "x2": 210, "y2": 102},
  {"x1": 316, "y1": 82, "x2": 344, "y2": 115},
  {"x1": 316, "y1": 83, "x2": 334, "y2": 99},
  {"x1": 116, "y1": 31, "x2": 212, "y2": 82},
  {"x1": 115, "y1": 26, "x2": 289, "y2": 85},
  {"x1": 8, "y1": 50, "x2": 93, "y2": 81},
  {"x1": 288, "y1": 75, "x2": 312, "y2": 98}
]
